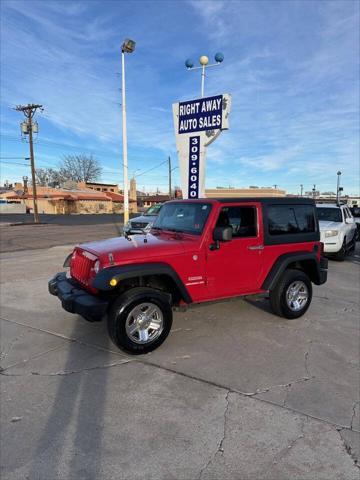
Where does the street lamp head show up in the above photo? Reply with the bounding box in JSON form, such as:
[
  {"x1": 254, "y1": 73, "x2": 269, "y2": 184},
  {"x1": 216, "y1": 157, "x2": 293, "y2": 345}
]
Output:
[
  {"x1": 214, "y1": 52, "x2": 224, "y2": 63},
  {"x1": 122, "y1": 38, "x2": 136, "y2": 53},
  {"x1": 337, "y1": 171, "x2": 341, "y2": 176},
  {"x1": 185, "y1": 58, "x2": 194, "y2": 69},
  {"x1": 199, "y1": 55, "x2": 209, "y2": 66}
]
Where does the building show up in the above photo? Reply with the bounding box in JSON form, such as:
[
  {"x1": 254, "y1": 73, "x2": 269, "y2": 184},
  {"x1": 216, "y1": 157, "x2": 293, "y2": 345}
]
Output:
[
  {"x1": 205, "y1": 187, "x2": 287, "y2": 198},
  {"x1": 137, "y1": 194, "x2": 170, "y2": 208},
  {"x1": 1, "y1": 182, "x2": 138, "y2": 215},
  {"x1": 83, "y1": 181, "x2": 119, "y2": 193}
]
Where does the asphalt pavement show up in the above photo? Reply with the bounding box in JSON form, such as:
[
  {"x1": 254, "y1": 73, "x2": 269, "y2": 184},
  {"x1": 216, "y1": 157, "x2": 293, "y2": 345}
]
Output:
[
  {"x1": 0, "y1": 224, "x2": 359, "y2": 479},
  {"x1": 0, "y1": 213, "x2": 130, "y2": 225}
]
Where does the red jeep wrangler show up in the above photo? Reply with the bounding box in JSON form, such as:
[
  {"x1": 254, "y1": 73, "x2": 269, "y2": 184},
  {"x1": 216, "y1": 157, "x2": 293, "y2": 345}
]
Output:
[{"x1": 49, "y1": 198, "x2": 328, "y2": 354}]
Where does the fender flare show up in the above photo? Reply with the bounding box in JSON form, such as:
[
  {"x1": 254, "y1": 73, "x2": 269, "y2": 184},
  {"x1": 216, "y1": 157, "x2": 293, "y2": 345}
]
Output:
[
  {"x1": 92, "y1": 262, "x2": 192, "y2": 303},
  {"x1": 262, "y1": 252, "x2": 325, "y2": 290}
]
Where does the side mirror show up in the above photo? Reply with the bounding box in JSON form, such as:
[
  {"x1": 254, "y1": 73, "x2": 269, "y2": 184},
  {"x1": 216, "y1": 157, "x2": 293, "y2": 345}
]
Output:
[
  {"x1": 345, "y1": 217, "x2": 354, "y2": 224},
  {"x1": 213, "y1": 226, "x2": 233, "y2": 242}
]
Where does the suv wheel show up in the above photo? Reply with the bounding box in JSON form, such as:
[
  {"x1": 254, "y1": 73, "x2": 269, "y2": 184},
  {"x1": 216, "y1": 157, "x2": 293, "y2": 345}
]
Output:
[
  {"x1": 107, "y1": 287, "x2": 173, "y2": 354},
  {"x1": 270, "y1": 269, "x2": 312, "y2": 319},
  {"x1": 334, "y1": 238, "x2": 346, "y2": 261}
]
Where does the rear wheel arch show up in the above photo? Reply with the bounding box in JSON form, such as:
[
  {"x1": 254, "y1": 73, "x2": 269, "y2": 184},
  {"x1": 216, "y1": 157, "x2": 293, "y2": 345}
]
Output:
[{"x1": 262, "y1": 252, "x2": 321, "y2": 291}]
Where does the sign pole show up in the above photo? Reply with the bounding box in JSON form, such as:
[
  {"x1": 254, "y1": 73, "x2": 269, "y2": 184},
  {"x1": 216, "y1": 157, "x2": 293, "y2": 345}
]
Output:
[{"x1": 201, "y1": 65, "x2": 205, "y2": 98}]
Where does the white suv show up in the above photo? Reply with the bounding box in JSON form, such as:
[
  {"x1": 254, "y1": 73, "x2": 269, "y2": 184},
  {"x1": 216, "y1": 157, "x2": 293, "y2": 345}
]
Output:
[{"x1": 316, "y1": 203, "x2": 357, "y2": 260}]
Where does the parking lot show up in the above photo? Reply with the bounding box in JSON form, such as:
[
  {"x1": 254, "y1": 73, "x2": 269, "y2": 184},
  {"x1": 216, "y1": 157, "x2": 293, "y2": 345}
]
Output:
[{"x1": 1, "y1": 222, "x2": 359, "y2": 479}]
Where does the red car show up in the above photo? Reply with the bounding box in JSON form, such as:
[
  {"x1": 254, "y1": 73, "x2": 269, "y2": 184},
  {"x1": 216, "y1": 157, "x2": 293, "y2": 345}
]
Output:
[{"x1": 49, "y1": 198, "x2": 328, "y2": 354}]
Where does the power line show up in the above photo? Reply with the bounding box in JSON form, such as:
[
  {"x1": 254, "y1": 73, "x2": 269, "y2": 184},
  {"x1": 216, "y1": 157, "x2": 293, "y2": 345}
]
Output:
[
  {"x1": 135, "y1": 160, "x2": 168, "y2": 178},
  {"x1": 0, "y1": 156, "x2": 29, "y2": 159},
  {"x1": 0, "y1": 161, "x2": 30, "y2": 166}
]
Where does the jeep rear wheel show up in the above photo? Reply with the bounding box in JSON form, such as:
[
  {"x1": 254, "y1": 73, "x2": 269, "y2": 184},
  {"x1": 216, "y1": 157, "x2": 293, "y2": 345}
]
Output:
[
  {"x1": 107, "y1": 287, "x2": 173, "y2": 354},
  {"x1": 269, "y1": 269, "x2": 312, "y2": 319}
]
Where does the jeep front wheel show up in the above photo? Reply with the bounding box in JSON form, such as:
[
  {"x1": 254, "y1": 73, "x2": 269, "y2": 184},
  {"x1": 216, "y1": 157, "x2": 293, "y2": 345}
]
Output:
[
  {"x1": 107, "y1": 287, "x2": 173, "y2": 354},
  {"x1": 334, "y1": 238, "x2": 346, "y2": 261},
  {"x1": 269, "y1": 269, "x2": 312, "y2": 319}
]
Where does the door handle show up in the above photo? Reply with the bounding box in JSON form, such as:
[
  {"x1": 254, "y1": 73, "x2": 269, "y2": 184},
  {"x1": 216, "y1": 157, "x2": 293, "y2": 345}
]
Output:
[{"x1": 247, "y1": 245, "x2": 264, "y2": 250}]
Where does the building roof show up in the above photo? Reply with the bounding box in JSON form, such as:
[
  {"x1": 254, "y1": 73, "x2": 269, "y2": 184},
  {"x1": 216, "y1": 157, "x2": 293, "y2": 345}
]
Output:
[
  {"x1": 85, "y1": 181, "x2": 118, "y2": 187},
  {"x1": 104, "y1": 191, "x2": 125, "y2": 202}
]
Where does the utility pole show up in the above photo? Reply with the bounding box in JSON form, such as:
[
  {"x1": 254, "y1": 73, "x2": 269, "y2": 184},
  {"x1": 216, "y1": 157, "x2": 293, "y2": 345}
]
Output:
[
  {"x1": 300, "y1": 184, "x2": 303, "y2": 197},
  {"x1": 273, "y1": 184, "x2": 278, "y2": 189},
  {"x1": 14, "y1": 104, "x2": 43, "y2": 223},
  {"x1": 168, "y1": 156, "x2": 172, "y2": 200}
]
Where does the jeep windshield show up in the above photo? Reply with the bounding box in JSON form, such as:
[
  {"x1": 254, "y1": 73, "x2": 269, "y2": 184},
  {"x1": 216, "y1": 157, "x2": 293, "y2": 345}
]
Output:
[
  {"x1": 317, "y1": 207, "x2": 342, "y2": 223},
  {"x1": 152, "y1": 202, "x2": 212, "y2": 235}
]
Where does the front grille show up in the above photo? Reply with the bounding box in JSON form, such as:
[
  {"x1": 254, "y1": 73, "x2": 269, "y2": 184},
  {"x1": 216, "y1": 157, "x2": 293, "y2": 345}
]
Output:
[
  {"x1": 71, "y1": 251, "x2": 93, "y2": 285},
  {"x1": 131, "y1": 222, "x2": 148, "y2": 229}
]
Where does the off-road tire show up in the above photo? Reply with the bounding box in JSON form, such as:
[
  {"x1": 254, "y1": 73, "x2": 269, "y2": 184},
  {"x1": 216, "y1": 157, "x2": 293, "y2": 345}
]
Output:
[
  {"x1": 107, "y1": 287, "x2": 173, "y2": 354},
  {"x1": 334, "y1": 238, "x2": 346, "y2": 261},
  {"x1": 269, "y1": 269, "x2": 312, "y2": 319}
]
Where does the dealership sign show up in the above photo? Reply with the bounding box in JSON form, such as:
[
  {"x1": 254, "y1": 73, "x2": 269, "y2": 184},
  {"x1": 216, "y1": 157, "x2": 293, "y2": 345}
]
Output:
[{"x1": 173, "y1": 93, "x2": 231, "y2": 198}]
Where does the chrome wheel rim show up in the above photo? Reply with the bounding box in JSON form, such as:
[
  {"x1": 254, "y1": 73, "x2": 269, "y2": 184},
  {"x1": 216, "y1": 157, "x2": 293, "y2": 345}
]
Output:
[
  {"x1": 125, "y1": 302, "x2": 164, "y2": 344},
  {"x1": 285, "y1": 281, "x2": 309, "y2": 312}
]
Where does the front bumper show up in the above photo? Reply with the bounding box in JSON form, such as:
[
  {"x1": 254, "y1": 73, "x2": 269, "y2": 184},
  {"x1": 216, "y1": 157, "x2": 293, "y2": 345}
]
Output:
[{"x1": 48, "y1": 272, "x2": 108, "y2": 322}]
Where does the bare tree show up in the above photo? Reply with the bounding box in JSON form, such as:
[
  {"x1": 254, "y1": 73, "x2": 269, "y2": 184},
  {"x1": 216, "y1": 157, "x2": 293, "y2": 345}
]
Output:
[
  {"x1": 60, "y1": 154, "x2": 102, "y2": 182},
  {"x1": 35, "y1": 168, "x2": 65, "y2": 186}
]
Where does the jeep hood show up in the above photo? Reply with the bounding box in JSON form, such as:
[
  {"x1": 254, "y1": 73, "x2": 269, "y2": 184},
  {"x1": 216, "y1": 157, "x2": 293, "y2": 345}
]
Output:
[{"x1": 78, "y1": 232, "x2": 199, "y2": 265}]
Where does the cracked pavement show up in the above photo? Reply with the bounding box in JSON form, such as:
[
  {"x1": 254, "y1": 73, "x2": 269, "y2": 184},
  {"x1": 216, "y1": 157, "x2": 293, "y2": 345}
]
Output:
[{"x1": 0, "y1": 233, "x2": 359, "y2": 479}]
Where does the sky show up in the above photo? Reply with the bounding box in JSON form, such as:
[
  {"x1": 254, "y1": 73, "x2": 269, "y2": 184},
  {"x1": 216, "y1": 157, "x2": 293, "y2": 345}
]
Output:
[{"x1": 0, "y1": 0, "x2": 359, "y2": 195}]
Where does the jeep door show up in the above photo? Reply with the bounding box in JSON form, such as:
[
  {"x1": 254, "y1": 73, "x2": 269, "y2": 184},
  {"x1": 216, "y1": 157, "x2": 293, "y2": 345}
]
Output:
[{"x1": 206, "y1": 203, "x2": 264, "y2": 297}]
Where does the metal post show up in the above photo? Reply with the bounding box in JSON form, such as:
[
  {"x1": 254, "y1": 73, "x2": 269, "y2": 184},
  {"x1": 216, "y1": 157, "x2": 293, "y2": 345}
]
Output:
[
  {"x1": 168, "y1": 156, "x2": 172, "y2": 200},
  {"x1": 336, "y1": 171, "x2": 341, "y2": 205},
  {"x1": 201, "y1": 64, "x2": 205, "y2": 98},
  {"x1": 300, "y1": 184, "x2": 303, "y2": 197},
  {"x1": 122, "y1": 50, "x2": 129, "y2": 224}
]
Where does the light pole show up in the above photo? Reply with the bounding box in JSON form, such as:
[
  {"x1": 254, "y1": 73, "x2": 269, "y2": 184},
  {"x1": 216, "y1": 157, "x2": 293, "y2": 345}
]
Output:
[
  {"x1": 300, "y1": 184, "x2": 303, "y2": 197},
  {"x1": 168, "y1": 156, "x2": 179, "y2": 199},
  {"x1": 336, "y1": 171, "x2": 342, "y2": 204},
  {"x1": 185, "y1": 53, "x2": 224, "y2": 98},
  {"x1": 121, "y1": 38, "x2": 136, "y2": 224}
]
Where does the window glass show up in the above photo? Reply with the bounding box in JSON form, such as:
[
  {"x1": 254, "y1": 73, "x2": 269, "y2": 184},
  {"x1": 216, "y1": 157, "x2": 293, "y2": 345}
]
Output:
[
  {"x1": 153, "y1": 202, "x2": 211, "y2": 235},
  {"x1": 145, "y1": 204, "x2": 162, "y2": 216},
  {"x1": 269, "y1": 205, "x2": 316, "y2": 235},
  {"x1": 316, "y1": 207, "x2": 342, "y2": 223},
  {"x1": 216, "y1": 206, "x2": 257, "y2": 238}
]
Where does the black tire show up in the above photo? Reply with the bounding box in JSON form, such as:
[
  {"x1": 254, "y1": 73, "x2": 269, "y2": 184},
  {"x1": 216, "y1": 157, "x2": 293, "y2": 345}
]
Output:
[
  {"x1": 107, "y1": 287, "x2": 173, "y2": 354},
  {"x1": 269, "y1": 269, "x2": 312, "y2": 319},
  {"x1": 334, "y1": 238, "x2": 346, "y2": 261}
]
